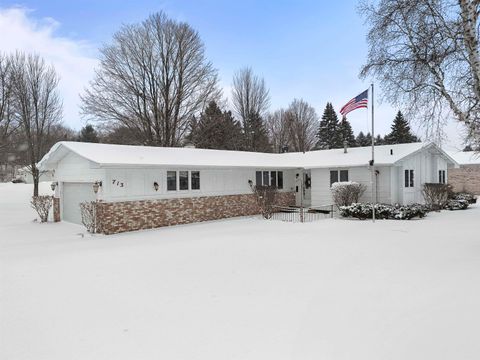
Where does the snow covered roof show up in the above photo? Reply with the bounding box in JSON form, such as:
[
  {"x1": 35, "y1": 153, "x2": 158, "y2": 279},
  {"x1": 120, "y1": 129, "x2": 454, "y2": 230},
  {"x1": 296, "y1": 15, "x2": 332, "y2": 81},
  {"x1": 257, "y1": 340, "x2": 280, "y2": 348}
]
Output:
[
  {"x1": 447, "y1": 151, "x2": 480, "y2": 165},
  {"x1": 39, "y1": 141, "x2": 455, "y2": 170}
]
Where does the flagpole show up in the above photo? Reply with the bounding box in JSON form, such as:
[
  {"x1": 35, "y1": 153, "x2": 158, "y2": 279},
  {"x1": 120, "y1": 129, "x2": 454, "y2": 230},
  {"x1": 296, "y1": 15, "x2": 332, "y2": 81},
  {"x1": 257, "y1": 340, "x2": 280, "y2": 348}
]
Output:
[{"x1": 371, "y1": 83, "x2": 376, "y2": 222}]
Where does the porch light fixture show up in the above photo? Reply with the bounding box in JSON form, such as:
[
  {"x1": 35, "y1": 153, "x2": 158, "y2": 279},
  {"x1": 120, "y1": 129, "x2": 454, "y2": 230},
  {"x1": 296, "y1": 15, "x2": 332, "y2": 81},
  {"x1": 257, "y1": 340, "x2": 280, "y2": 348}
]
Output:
[
  {"x1": 93, "y1": 181, "x2": 102, "y2": 194},
  {"x1": 50, "y1": 182, "x2": 58, "y2": 191},
  {"x1": 153, "y1": 181, "x2": 159, "y2": 191}
]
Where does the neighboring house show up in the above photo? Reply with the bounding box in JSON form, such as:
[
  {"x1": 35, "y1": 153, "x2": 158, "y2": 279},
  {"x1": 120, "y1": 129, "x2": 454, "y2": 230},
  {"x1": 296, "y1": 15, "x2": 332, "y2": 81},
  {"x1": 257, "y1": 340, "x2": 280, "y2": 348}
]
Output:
[
  {"x1": 38, "y1": 141, "x2": 457, "y2": 234},
  {"x1": 447, "y1": 151, "x2": 480, "y2": 194},
  {"x1": 15, "y1": 166, "x2": 54, "y2": 184}
]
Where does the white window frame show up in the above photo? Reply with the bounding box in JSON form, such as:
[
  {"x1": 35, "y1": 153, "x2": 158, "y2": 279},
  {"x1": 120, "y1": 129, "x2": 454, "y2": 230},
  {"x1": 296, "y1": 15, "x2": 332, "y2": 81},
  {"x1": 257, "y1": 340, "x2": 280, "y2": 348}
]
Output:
[
  {"x1": 330, "y1": 169, "x2": 349, "y2": 186},
  {"x1": 404, "y1": 169, "x2": 414, "y2": 188}
]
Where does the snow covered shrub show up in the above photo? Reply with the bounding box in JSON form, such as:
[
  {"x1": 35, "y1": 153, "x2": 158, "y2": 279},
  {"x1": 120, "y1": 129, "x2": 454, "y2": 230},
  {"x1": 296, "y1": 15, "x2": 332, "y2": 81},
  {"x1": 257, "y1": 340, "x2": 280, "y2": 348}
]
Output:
[
  {"x1": 444, "y1": 199, "x2": 470, "y2": 210},
  {"x1": 422, "y1": 183, "x2": 451, "y2": 210},
  {"x1": 331, "y1": 181, "x2": 366, "y2": 208},
  {"x1": 80, "y1": 201, "x2": 97, "y2": 233},
  {"x1": 451, "y1": 192, "x2": 477, "y2": 204},
  {"x1": 248, "y1": 182, "x2": 278, "y2": 219},
  {"x1": 339, "y1": 203, "x2": 427, "y2": 220},
  {"x1": 30, "y1": 196, "x2": 52, "y2": 223}
]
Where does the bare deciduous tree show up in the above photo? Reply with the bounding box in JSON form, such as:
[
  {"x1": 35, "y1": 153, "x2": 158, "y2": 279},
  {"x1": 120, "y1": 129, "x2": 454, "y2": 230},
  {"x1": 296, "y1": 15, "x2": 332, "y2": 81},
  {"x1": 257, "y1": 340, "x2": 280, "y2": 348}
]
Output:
[
  {"x1": 231, "y1": 67, "x2": 270, "y2": 123},
  {"x1": 11, "y1": 52, "x2": 63, "y2": 196},
  {"x1": 81, "y1": 12, "x2": 220, "y2": 147},
  {"x1": 266, "y1": 109, "x2": 291, "y2": 153},
  {"x1": 285, "y1": 99, "x2": 318, "y2": 152},
  {"x1": 360, "y1": 0, "x2": 480, "y2": 147},
  {"x1": 0, "y1": 53, "x2": 15, "y2": 153}
]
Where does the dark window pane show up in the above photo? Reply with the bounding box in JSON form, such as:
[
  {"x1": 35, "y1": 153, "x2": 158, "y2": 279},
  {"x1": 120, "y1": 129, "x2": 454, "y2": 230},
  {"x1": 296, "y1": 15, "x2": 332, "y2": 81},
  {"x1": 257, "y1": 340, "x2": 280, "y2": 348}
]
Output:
[
  {"x1": 263, "y1": 171, "x2": 269, "y2": 186},
  {"x1": 304, "y1": 174, "x2": 311, "y2": 189},
  {"x1": 270, "y1": 171, "x2": 277, "y2": 187},
  {"x1": 167, "y1": 171, "x2": 176, "y2": 191},
  {"x1": 256, "y1": 171, "x2": 262, "y2": 186},
  {"x1": 179, "y1": 171, "x2": 189, "y2": 190},
  {"x1": 340, "y1": 170, "x2": 349, "y2": 182},
  {"x1": 410, "y1": 170, "x2": 414, "y2": 187},
  {"x1": 404, "y1": 169, "x2": 409, "y2": 187},
  {"x1": 191, "y1": 171, "x2": 200, "y2": 190},
  {"x1": 277, "y1": 171, "x2": 283, "y2": 189},
  {"x1": 330, "y1": 170, "x2": 338, "y2": 186},
  {"x1": 439, "y1": 170, "x2": 442, "y2": 184}
]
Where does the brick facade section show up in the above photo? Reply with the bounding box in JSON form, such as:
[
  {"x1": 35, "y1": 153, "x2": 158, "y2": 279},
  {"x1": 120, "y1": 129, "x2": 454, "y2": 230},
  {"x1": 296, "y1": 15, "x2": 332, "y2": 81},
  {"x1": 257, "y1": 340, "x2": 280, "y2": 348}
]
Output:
[
  {"x1": 448, "y1": 165, "x2": 480, "y2": 194},
  {"x1": 53, "y1": 197, "x2": 60, "y2": 222},
  {"x1": 95, "y1": 192, "x2": 296, "y2": 235}
]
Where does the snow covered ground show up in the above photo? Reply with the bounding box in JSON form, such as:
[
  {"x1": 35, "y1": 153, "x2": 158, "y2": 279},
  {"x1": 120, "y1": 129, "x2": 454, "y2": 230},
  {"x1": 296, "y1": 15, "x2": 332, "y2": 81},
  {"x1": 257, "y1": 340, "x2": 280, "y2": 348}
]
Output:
[{"x1": 1, "y1": 182, "x2": 480, "y2": 360}]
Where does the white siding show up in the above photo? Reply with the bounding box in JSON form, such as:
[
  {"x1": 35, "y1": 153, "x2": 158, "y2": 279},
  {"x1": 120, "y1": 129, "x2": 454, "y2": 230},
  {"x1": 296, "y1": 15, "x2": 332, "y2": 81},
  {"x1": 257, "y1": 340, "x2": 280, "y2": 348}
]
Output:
[
  {"x1": 54, "y1": 152, "x2": 105, "y2": 183},
  {"x1": 100, "y1": 167, "x2": 296, "y2": 202},
  {"x1": 310, "y1": 166, "x2": 392, "y2": 206}
]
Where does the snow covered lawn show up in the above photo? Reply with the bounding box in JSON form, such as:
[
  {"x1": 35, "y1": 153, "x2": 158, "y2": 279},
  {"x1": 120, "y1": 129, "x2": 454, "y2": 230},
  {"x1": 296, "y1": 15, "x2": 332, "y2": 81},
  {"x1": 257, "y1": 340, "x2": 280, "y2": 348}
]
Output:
[{"x1": 1, "y1": 183, "x2": 480, "y2": 360}]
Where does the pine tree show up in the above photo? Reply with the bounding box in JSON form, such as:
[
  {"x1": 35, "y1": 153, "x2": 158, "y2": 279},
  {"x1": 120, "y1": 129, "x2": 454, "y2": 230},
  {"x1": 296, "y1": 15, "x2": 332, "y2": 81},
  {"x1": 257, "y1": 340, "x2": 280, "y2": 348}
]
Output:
[
  {"x1": 78, "y1": 124, "x2": 99, "y2": 143},
  {"x1": 384, "y1": 111, "x2": 419, "y2": 144},
  {"x1": 355, "y1": 131, "x2": 367, "y2": 147},
  {"x1": 190, "y1": 101, "x2": 244, "y2": 150},
  {"x1": 316, "y1": 102, "x2": 342, "y2": 149},
  {"x1": 338, "y1": 116, "x2": 356, "y2": 147},
  {"x1": 375, "y1": 134, "x2": 384, "y2": 145},
  {"x1": 365, "y1": 132, "x2": 373, "y2": 146},
  {"x1": 244, "y1": 111, "x2": 272, "y2": 152}
]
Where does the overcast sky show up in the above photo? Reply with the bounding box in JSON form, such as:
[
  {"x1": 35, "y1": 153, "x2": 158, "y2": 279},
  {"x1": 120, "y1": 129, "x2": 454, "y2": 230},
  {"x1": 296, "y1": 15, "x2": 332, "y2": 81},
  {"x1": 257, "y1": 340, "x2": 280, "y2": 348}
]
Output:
[{"x1": 0, "y1": 0, "x2": 468, "y2": 150}]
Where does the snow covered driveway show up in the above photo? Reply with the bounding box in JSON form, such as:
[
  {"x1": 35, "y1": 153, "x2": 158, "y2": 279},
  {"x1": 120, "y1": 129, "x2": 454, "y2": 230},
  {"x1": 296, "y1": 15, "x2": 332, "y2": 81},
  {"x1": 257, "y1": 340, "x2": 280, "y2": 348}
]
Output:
[{"x1": 1, "y1": 183, "x2": 480, "y2": 360}]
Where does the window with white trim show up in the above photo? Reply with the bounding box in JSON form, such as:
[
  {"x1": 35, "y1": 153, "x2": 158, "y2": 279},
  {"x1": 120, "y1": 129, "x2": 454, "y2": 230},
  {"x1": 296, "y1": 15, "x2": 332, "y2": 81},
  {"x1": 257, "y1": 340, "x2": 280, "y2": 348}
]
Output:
[
  {"x1": 255, "y1": 170, "x2": 284, "y2": 188},
  {"x1": 167, "y1": 170, "x2": 201, "y2": 191},
  {"x1": 167, "y1": 171, "x2": 177, "y2": 191},
  {"x1": 330, "y1": 169, "x2": 349, "y2": 186},
  {"x1": 438, "y1": 170, "x2": 446, "y2": 184},
  {"x1": 404, "y1": 169, "x2": 414, "y2": 187}
]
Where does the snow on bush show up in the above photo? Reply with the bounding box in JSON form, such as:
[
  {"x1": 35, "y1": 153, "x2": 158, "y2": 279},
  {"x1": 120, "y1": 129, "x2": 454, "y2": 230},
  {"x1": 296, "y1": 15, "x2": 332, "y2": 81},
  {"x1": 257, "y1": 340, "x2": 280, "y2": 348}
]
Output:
[
  {"x1": 340, "y1": 203, "x2": 428, "y2": 220},
  {"x1": 445, "y1": 199, "x2": 470, "y2": 210},
  {"x1": 331, "y1": 181, "x2": 366, "y2": 208},
  {"x1": 30, "y1": 195, "x2": 52, "y2": 223},
  {"x1": 451, "y1": 192, "x2": 477, "y2": 204}
]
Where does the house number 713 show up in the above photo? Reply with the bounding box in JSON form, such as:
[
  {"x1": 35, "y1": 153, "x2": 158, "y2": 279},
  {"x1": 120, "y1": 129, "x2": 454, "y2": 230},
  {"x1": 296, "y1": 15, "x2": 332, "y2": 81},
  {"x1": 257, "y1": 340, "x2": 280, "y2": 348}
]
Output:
[{"x1": 112, "y1": 179, "x2": 124, "y2": 187}]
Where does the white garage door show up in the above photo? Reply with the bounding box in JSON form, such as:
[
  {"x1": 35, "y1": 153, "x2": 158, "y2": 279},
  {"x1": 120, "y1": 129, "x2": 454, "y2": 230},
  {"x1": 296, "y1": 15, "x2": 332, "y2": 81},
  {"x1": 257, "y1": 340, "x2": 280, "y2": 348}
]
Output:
[{"x1": 63, "y1": 182, "x2": 96, "y2": 224}]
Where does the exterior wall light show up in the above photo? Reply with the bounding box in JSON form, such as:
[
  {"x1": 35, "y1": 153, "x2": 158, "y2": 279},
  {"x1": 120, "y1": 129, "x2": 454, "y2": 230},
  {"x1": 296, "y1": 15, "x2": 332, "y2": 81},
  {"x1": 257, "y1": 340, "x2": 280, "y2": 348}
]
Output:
[
  {"x1": 153, "y1": 181, "x2": 159, "y2": 191},
  {"x1": 50, "y1": 182, "x2": 58, "y2": 191},
  {"x1": 93, "y1": 181, "x2": 102, "y2": 194}
]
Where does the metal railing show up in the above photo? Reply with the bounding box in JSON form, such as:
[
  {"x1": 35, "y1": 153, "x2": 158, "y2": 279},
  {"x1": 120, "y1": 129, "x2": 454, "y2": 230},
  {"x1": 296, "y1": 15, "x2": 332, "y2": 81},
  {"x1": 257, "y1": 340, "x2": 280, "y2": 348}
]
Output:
[{"x1": 269, "y1": 205, "x2": 335, "y2": 223}]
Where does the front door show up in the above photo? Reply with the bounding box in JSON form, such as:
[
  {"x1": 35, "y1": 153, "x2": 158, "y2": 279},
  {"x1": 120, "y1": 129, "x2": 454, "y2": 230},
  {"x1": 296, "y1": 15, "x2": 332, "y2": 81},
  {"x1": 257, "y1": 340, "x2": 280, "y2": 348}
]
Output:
[{"x1": 295, "y1": 170, "x2": 311, "y2": 207}]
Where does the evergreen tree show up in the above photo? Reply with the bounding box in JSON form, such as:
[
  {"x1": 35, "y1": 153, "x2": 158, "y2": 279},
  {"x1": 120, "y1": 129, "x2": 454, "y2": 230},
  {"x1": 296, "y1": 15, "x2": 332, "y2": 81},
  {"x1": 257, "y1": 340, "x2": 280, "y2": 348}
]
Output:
[
  {"x1": 384, "y1": 111, "x2": 419, "y2": 144},
  {"x1": 338, "y1": 116, "x2": 356, "y2": 147},
  {"x1": 356, "y1": 131, "x2": 366, "y2": 147},
  {"x1": 190, "y1": 101, "x2": 244, "y2": 150},
  {"x1": 316, "y1": 102, "x2": 342, "y2": 149},
  {"x1": 375, "y1": 134, "x2": 384, "y2": 145},
  {"x1": 78, "y1": 124, "x2": 99, "y2": 143},
  {"x1": 356, "y1": 131, "x2": 373, "y2": 147},
  {"x1": 243, "y1": 111, "x2": 272, "y2": 152},
  {"x1": 365, "y1": 132, "x2": 373, "y2": 146}
]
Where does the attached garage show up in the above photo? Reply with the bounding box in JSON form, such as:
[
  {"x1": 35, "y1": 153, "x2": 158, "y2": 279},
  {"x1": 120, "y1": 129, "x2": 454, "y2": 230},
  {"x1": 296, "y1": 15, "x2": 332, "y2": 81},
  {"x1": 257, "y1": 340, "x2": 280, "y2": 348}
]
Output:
[{"x1": 62, "y1": 182, "x2": 96, "y2": 224}]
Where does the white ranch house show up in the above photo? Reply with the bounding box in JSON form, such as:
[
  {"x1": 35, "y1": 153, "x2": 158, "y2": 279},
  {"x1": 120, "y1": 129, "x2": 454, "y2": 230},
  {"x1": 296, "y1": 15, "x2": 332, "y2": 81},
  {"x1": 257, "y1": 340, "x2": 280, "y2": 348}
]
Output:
[{"x1": 39, "y1": 141, "x2": 457, "y2": 234}]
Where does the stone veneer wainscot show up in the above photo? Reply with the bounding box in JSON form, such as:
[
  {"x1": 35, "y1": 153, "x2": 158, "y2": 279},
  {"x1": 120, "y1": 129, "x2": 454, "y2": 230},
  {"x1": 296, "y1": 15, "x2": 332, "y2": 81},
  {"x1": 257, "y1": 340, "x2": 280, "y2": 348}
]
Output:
[{"x1": 94, "y1": 192, "x2": 296, "y2": 235}]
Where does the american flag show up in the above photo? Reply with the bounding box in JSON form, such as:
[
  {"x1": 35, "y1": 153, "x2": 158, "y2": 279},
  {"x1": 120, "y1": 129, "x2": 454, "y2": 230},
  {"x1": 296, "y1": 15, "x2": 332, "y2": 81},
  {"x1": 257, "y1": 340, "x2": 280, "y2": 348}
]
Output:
[{"x1": 340, "y1": 89, "x2": 368, "y2": 116}]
